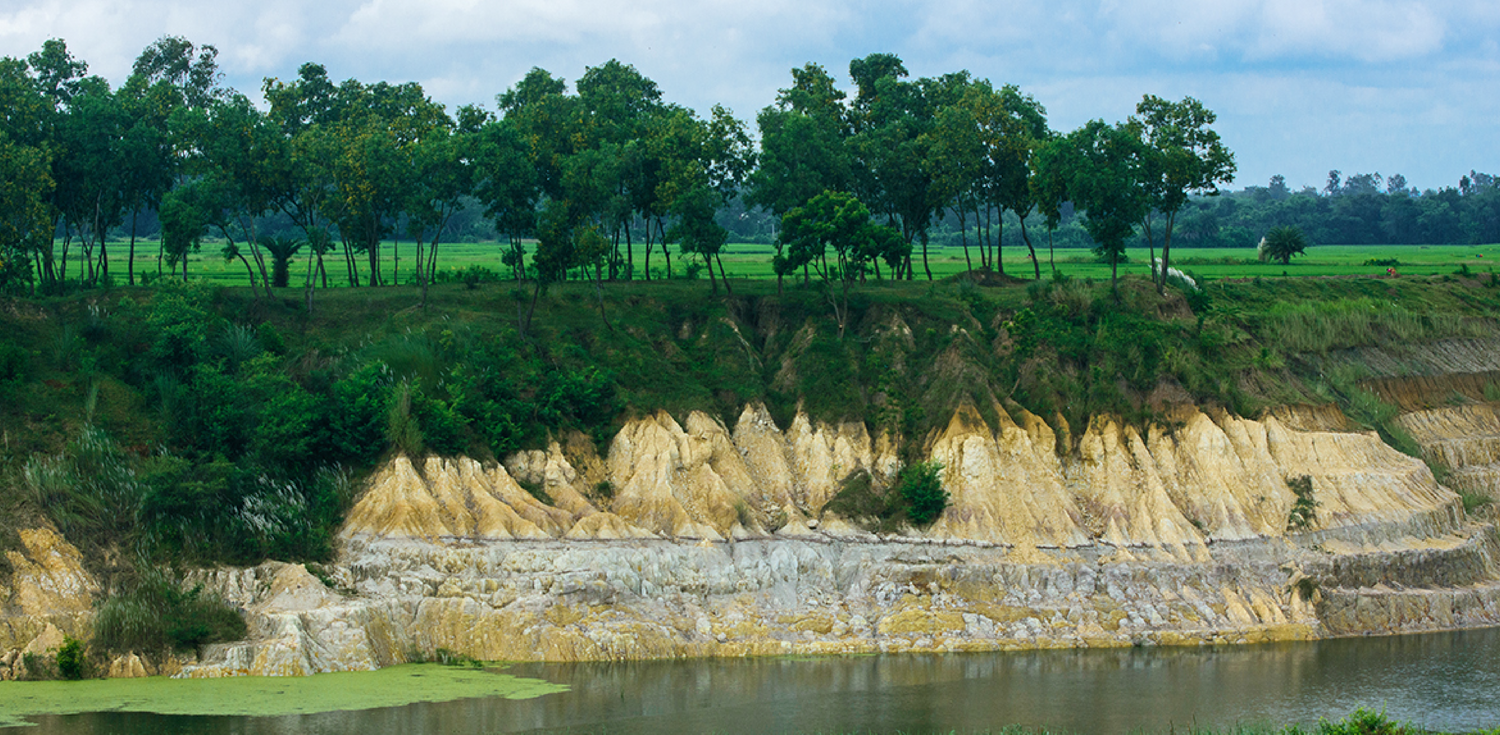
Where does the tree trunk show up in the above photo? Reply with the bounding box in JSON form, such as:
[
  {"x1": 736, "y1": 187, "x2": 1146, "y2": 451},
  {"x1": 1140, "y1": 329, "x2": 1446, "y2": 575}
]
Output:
[
  {"x1": 237, "y1": 251, "x2": 257, "y2": 292},
  {"x1": 921, "y1": 232, "x2": 932, "y2": 280},
  {"x1": 128, "y1": 210, "x2": 138, "y2": 286},
  {"x1": 994, "y1": 204, "x2": 1005, "y2": 277},
  {"x1": 658, "y1": 218, "x2": 673, "y2": 278},
  {"x1": 1019, "y1": 214, "x2": 1041, "y2": 280},
  {"x1": 520, "y1": 279, "x2": 541, "y2": 338},
  {"x1": 59, "y1": 230, "x2": 71, "y2": 284},
  {"x1": 416, "y1": 237, "x2": 427, "y2": 307},
  {"x1": 1141, "y1": 213, "x2": 1157, "y2": 289},
  {"x1": 625, "y1": 217, "x2": 634, "y2": 280},
  {"x1": 717, "y1": 250, "x2": 735, "y2": 294},
  {"x1": 955, "y1": 205, "x2": 972, "y2": 273},
  {"x1": 1159, "y1": 211, "x2": 1177, "y2": 295},
  {"x1": 1048, "y1": 228, "x2": 1056, "y2": 277}
]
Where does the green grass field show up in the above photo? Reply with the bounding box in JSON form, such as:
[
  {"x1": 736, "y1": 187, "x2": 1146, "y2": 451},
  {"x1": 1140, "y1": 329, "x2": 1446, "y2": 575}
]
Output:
[{"x1": 50, "y1": 239, "x2": 1500, "y2": 288}]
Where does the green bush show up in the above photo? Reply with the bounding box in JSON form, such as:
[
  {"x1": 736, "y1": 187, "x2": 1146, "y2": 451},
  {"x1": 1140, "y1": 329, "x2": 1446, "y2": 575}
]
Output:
[
  {"x1": 1286, "y1": 475, "x2": 1319, "y2": 532},
  {"x1": 0, "y1": 341, "x2": 28, "y2": 383},
  {"x1": 328, "y1": 362, "x2": 395, "y2": 463},
  {"x1": 1314, "y1": 707, "x2": 1410, "y2": 735},
  {"x1": 144, "y1": 282, "x2": 218, "y2": 370},
  {"x1": 56, "y1": 635, "x2": 85, "y2": 680},
  {"x1": 822, "y1": 462, "x2": 949, "y2": 530},
  {"x1": 537, "y1": 365, "x2": 619, "y2": 430},
  {"x1": 94, "y1": 570, "x2": 246, "y2": 654},
  {"x1": 897, "y1": 461, "x2": 948, "y2": 526}
]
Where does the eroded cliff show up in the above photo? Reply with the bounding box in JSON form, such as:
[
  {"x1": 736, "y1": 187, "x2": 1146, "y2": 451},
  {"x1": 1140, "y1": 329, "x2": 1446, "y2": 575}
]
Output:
[{"x1": 172, "y1": 388, "x2": 1500, "y2": 676}]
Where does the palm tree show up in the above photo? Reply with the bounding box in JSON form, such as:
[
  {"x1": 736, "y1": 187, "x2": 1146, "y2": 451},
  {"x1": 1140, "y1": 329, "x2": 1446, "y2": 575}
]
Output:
[
  {"x1": 259, "y1": 235, "x2": 303, "y2": 288},
  {"x1": 1258, "y1": 226, "x2": 1309, "y2": 265}
]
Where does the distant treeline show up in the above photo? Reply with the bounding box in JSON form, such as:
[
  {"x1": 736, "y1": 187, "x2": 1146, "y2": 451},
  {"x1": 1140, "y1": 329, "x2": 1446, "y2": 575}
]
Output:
[{"x1": 2, "y1": 36, "x2": 1497, "y2": 299}]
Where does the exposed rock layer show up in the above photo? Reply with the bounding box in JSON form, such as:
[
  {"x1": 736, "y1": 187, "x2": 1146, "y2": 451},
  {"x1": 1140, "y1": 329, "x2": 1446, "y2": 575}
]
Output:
[{"x1": 182, "y1": 397, "x2": 1500, "y2": 676}]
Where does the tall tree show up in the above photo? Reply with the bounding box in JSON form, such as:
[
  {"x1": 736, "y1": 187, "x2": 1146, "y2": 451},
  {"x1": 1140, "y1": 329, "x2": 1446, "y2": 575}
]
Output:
[
  {"x1": 1059, "y1": 120, "x2": 1149, "y2": 293},
  {"x1": 1133, "y1": 95, "x2": 1235, "y2": 293},
  {"x1": 848, "y1": 57, "x2": 939, "y2": 280},
  {"x1": 470, "y1": 113, "x2": 538, "y2": 280},
  {"x1": 1029, "y1": 135, "x2": 1071, "y2": 277},
  {"x1": 983, "y1": 84, "x2": 1051, "y2": 280},
  {"x1": 923, "y1": 79, "x2": 985, "y2": 273},
  {"x1": 0, "y1": 54, "x2": 56, "y2": 293},
  {"x1": 131, "y1": 35, "x2": 224, "y2": 109},
  {"x1": 747, "y1": 63, "x2": 851, "y2": 216}
]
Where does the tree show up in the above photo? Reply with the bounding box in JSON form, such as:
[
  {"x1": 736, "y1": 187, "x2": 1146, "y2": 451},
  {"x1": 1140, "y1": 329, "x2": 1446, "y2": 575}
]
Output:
[
  {"x1": 747, "y1": 63, "x2": 853, "y2": 286},
  {"x1": 777, "y1": 190, "x2": 904, "y2": 338},
  {"x1": 0, "y1": 135, "x2": 52, "y2": 294},
  {"x1": 115, "y1": 75, "x2": 178, "y2": 286},
  {"x1": 184, "y1": 94, "x2": 283, "y2": 297},
  {"x1": 1258, "y1": 225, "x2": 1309, "y2": 265},
  {"x1": 470, "y1": 114, "x2": 537, "y2": 280},
  {"x1": 981, "y1": 83, "x2": 1051, "y2": 279},
  {"x1": 1133, "y1": 95, "x2": 1235, "y2": 293},
  {"x1": 848, "y1": 57, "x2": 938, "y2": 280},
  {"x1": 158, "y1": 183, "x2": 210, "y2": 278},
  {"x1": 0, "y1": 56, "x2": 55, "y2": 294},
  {"x1": 405, "y1": 119, "x2": 472, "y2": 305},
  {"x1": 132, "y1": 36, "x2": 224, "y2": 109},
  {"x1": 1059, "y1": 120, "x2": 1148, "y2": 292},
  {"x1": 923, "y1": 81, "x2": 985, "y2": 273},
  {"x1": 1029, "y1": 135, "x2": 1070, "y2": 277},
  {"x1": 667, "y1": 181, "x2": 730, "y2": 294},
  {"x1": 51, "y1": 76, "x2": 126, "y2": 287}
]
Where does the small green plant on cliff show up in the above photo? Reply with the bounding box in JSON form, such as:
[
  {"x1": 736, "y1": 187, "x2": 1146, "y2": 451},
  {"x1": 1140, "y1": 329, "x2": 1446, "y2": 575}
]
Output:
[
  {"x1": 898, "y1": 461, "x2": 948, "y2": 526},
  {"x1": 1460, "y1": 489, "x2": 1493, "y2": 514},
  {"x1": 824, "y1": 462, "x2": 950, "y2": 531},
  {"x1": 1286, "y1": 475, "x2": 1319, "y2": 532},
  {"x1": 517, "y1": 479, "x2": 553, "y2": 506}
]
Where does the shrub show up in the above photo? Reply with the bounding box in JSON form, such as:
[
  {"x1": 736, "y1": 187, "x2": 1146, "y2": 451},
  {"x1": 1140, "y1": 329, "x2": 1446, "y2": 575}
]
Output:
[
  {"x1": 386, "y1": 380, "x2": 425, "y2": 456},
  {"x1": 0, "y1": 341, "x2": 28, "y2": 383},
  {"x1": 897, "y1": 461, "x2": 948, "y2": 526},
  {"x1": 56, "y1": 635, "x2": 85, "y2": 680},
  {"x1": 1315, "y1": 707, "x2": 1410, "y2": 735},
  {"x1": 537, "y1": 366, "x2": 619, "y2": 430},
  {"x1": 94, "y1": 570, "x2": 246, "y2": 654},
  {"x1": 144, "y1": 282, "x2": 218, "y2": 370},
  {"x1": 328, "y1": 362, "x2": 394, "y2": 464},
  {"x1": 1286, "y1": 475, "x2": 1319, "y2": 532},
  {"x1": 1258, "y1": 226, "x2": 1310, "y2": 265}
]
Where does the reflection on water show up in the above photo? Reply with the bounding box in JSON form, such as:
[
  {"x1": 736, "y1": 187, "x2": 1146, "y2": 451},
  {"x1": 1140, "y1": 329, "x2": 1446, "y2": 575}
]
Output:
[{"x1": 15, "y1": 628, "x2": 1500, "y2": 734}]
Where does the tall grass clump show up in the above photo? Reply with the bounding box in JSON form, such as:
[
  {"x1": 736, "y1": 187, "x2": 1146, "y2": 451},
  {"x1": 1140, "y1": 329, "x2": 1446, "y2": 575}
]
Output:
[
  {"x1": 93, "y1": 568, "x2": 246, "y2": 654},
  {"x1": 22, "y1": 425, "x2": 140, "y2": 551}
]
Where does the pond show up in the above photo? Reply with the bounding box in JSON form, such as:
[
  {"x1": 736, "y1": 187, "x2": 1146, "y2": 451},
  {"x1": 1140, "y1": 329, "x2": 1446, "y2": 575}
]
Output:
[{"x1": 4, "y1": 628, "x2": 1498, "y2": 733}]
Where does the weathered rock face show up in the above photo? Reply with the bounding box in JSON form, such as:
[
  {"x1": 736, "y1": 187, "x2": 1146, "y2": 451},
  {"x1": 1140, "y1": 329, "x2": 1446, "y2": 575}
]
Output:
[
  {"x1": 180, "y1": 399, "x2": 1500, "y2": 676},
  {"x1": 0, "y1": 528, "x2": 97, "y2": 680},
  {"x1": 1397, "y1": 403, "x2": 1500, "y2": 499}
]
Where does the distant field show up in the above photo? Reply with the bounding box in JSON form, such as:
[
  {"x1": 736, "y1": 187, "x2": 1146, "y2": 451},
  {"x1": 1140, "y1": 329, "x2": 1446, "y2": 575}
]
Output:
[{"x1": 51, "y1": 239, "x2": 1500, "y2": 288}]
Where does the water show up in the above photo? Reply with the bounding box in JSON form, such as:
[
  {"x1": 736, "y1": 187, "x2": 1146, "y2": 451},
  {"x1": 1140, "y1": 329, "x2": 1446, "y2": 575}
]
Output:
[{"x1": 8, "y1": 629, "x2": 1500, "y2": 734}]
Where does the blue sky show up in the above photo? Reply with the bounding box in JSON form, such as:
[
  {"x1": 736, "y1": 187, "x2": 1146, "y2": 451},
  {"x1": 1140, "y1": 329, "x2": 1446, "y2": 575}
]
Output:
[{"x1": 3, "y1": 0, "x2": 1496, "y2": 192}]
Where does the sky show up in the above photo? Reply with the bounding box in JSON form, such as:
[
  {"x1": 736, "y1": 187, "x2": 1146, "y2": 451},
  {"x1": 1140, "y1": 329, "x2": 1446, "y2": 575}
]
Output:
[{"x1": 3, "y1": 0, "x2": 1497, "y2": 193}]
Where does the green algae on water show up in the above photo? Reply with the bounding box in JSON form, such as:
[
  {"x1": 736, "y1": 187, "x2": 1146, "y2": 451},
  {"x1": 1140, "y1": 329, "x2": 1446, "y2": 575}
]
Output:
[{"x1": 0, "y1": 663, "x2": 568, "y2": 728}]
